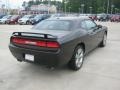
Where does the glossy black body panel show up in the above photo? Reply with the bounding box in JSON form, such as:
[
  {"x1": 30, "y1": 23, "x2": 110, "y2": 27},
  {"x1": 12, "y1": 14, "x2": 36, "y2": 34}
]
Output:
[{"x1": 9, "y1": 17, "x2": 108, "y2": 67}]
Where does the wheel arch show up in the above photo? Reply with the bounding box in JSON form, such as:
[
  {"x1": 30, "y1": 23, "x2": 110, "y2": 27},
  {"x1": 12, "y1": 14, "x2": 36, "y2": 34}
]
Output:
[
  {"x1": 105, "y1": 31, "x2": 107, "y2": 35},
  {"x1": 76, "y1": 42, "x2": 86, "y2": 53}
]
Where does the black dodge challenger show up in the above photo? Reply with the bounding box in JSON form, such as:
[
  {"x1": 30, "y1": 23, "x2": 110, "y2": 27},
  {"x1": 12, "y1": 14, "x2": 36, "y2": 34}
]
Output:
[{"x1": 9, "y1": 17, "x2": 107, "y2": 70}]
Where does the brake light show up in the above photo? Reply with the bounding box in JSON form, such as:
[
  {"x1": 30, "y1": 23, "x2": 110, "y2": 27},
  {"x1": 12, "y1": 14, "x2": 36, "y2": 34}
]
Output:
[
  {"x1": 36, "y1": 41, "x2": 46, "y2": 47},
  {"x1": 11, "y1": 37, "x2": 60, "y2": 48},
  {"x1": 47, "y1": 41, "x2": 60, "y2": 48}
]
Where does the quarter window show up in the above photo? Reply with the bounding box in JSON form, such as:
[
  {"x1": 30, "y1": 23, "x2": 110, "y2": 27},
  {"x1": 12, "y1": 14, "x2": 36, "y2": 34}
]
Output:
[{"x1": 85, "y1": 20, "x2": 97, "y2": 30}]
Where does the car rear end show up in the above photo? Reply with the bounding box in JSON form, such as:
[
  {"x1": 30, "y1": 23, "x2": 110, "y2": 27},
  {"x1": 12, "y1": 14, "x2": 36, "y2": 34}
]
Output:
[
  {"x1": 9, "y1": 32, "x2": 67, "y2": 67},
  {"x1": 110, "y1": 15, "x2": 115, "y2": 22},
  {"x1": 115, "y1": 15, "x2": 120, "y2": 22},
  {"x1": 111, "y1": 15, "x2": 120, "y2": 22}
]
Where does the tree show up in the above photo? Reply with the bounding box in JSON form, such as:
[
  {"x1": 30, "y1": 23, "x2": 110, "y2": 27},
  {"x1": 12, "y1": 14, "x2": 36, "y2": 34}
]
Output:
[{"x1": 26, "y1": 0, "x2": 120, "y2": 13}]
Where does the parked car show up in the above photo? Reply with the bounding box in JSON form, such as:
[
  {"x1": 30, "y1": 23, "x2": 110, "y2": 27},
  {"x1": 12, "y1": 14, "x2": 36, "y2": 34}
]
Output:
[
  {"x1": 6, "y1": 15, "x2": 20, "y2": 24},
  {"x1": 18, "y1": 15, "x2": 35, "y2": 25},
  {"x1": 98, "y1": 14, "x2": 110, "y2": 21},
  {"x1": 79, "y1": 14, "x2": 89, "y2": 18},
  {"x1": 110, "y1": 15, "x2": 120, "y2": 22},
  {"x1": 42, "y1": 14, "x2": 50, "y2": 19},
  {"x1": 50, "y1": 14, "x2": 66, "y2": 18},
  {"x1": 30, "y1": 14, "x2": 50, "y2": 25},
  {"x1": 9, "y1": 17, "x2": 107, "y2": 71},
  {"x1": 0, "y1": 15, "x2": 12, "y2": 24},
  {"x1": 89, "y1": 14, "x2": 97, "y2": 21}
]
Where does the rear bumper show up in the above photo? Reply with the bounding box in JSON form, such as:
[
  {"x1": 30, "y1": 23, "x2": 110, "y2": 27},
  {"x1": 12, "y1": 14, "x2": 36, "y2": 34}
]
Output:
[{"x1": 9, "y1": 44, "x2": 69, "y2": 67}]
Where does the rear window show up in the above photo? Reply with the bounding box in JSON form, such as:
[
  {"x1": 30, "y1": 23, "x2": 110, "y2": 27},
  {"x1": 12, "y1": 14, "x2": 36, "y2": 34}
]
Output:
[
  {"x1": 34, "y1": 15, "x2": 42, "y2": 19},
  {"x1": 33, "y1": 20, "x2": 72, "y2": 31}
]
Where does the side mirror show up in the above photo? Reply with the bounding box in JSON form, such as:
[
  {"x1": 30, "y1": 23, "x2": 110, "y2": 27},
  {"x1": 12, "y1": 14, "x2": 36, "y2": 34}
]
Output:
[{"x1": 97, "y1": 25, "x2": 102, "y2": 28}]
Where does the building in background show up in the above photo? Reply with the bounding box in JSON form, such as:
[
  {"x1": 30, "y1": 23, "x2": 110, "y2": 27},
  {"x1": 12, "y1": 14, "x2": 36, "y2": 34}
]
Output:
[
  {"x1": 0, "y1": 8, "x2": 20, "y2": 15},
  {"x1": 30, "y1": 4, "x2": 57, "y2": 13},
  {"x1": 19, "y1": 4, "x2": 57, "y2": 15}
]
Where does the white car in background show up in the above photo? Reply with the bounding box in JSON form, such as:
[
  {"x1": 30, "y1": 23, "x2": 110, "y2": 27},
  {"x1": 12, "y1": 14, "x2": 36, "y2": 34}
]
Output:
[
  {"x1": 18, "y1": 15, "x2": 35, "y2": 25},
  {"x1": 0, "y1": 15, "x2": 12, "y2": 24}
]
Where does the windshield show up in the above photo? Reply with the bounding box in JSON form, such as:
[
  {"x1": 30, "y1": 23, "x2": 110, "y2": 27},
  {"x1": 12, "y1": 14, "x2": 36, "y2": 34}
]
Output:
[
  {"x1": 2, "y1": 15, "x2": 11, "y2": 19},
  {"x1": 34, "y1": 15, "x2": 42, "y2": 19},
  {"x1": 33, "y1": 20, "x2": 72, "y2": 31}
]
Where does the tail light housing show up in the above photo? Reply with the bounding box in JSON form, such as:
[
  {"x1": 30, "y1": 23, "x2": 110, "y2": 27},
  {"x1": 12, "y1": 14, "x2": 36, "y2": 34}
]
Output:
[{"x1": 11, "y1": 37, "x2": 60, "y2": 48}]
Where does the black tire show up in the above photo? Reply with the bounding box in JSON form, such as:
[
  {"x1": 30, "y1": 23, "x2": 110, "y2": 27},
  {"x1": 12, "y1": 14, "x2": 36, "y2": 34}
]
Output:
[
  {"x1": 68, "y1": 45, "x2": 84, "y2": 71},
  {"x1": 26, "y1": 21, "x2": 30, "y2": 25},
  {"x1": 5, "y1": 21, "x2": 7, "y2": 24},
  {"x1": 17, "y1": 59, "x2": 22, "y2": 62},
  {"x1": 99, "y1": 33, "x2": 107, "y2": 47}
]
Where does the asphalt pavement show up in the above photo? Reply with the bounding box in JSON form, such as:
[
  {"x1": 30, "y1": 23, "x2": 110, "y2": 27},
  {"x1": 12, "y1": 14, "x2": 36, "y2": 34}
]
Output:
[{"x1": 0, "y1": 23, "x2": 120, "y2": 90}]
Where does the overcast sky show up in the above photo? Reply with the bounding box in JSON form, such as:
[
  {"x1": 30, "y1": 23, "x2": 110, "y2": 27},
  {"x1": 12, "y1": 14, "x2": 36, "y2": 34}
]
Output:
[{"x1": 0, "y1": 0, "x2": 62, "y2": 9}]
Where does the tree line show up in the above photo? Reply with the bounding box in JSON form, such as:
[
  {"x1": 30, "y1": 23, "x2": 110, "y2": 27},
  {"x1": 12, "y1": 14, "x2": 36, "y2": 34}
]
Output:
[{"x1": 23, "y1": 0, "x2": 120, "y2": 14}]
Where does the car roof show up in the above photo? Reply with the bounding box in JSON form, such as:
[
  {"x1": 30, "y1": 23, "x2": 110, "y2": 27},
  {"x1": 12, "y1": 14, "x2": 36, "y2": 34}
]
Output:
[{"x1": 48, "y1": 17, "x2": 90, "y2": 21}]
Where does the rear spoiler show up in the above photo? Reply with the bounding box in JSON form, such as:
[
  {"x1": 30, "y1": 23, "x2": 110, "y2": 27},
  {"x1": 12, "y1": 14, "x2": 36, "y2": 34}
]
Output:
[{"x1": 12, "y1": 32, "x2": 57, "y2": 40}]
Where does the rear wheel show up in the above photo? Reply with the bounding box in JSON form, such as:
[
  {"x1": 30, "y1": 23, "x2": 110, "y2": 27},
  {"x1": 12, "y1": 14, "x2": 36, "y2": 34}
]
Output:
[
  {"x1": 68, "y1": 45, "x2": 84, "y2": 71},
  {"x1": 5, "y1": 21, "x2": 7, "y2": 24},
  {"x1": 99, "y1": 33, "x2": 107, "y2": 47}
]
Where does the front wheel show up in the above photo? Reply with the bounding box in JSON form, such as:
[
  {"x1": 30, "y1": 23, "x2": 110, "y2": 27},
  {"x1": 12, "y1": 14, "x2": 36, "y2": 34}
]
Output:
[
  {"x1": 68, "y1": 46, "x2": 84, "y2": 71},
  {"x1": 99, "y1": 33, "x2": 107, "y2": 47},
  {"x1": 26, "y1": 21, "x2": 30, "y2": 25}
]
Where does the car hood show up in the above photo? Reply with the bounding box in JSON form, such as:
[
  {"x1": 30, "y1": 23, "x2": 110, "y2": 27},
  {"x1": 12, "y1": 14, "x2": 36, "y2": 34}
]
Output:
[
  {"x1": 19, "y1": 29, "x2": 71, "y2": 38},
  {"x1": 19, "y1": 18, "x2": 29, "y2": 21},
  {"x1": 33, "y1": 18, "x2": 41, "y2": 21}
]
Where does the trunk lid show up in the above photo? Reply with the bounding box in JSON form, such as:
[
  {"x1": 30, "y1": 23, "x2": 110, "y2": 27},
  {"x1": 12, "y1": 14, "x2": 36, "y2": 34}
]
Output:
[
  {"x1": 20, "y1": 29, "x2": 70, "y2": 38},
  {"x1": 10, "y1": 29, "x2": 70, "y2": 52}
]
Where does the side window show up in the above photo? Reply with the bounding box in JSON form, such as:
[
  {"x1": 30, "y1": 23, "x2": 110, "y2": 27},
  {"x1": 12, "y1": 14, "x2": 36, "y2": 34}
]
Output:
[{"x1": 85, "y1": 20, "x2": 97, "y2": 30}]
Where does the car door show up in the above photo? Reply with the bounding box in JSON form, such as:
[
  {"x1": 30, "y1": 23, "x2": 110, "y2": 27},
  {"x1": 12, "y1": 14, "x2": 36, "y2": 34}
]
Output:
[
  {"x1": 86, "y1": 19, "x2": 104, "y2": 48},
  {"x1": 94, "y1": 25, "x2": 105, "y2": 46},
  {"x1": 79, "y1": 20, "x2": 96, "y2": 52},
  {"x1": 84, "y1": 19, "x2": 99, "y2": 51}
]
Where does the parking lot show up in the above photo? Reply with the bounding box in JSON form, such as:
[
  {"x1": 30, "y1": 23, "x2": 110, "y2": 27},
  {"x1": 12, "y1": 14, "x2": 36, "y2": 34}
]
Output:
[{"x1": 0, "y1": 22, "x2": 120, "y2": 90}]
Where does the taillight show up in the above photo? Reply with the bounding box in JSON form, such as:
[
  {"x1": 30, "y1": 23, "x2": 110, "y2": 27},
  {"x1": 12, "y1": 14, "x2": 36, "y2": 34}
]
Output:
[
  {"x1": 46, "y1": 41, "x2": 60, "y2": 48},
  {"x1": 11, "y1": 37, "x2": 60, "y2": 48},
  {"x1": 36, "y1": 41, "x2": 46, "y2": 47}
]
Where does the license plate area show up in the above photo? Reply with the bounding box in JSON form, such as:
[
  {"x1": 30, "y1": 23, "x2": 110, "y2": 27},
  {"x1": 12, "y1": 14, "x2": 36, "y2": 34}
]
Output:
[{"x1": 25, "y1": 54, "x2": 34, "y2": 62}]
